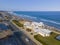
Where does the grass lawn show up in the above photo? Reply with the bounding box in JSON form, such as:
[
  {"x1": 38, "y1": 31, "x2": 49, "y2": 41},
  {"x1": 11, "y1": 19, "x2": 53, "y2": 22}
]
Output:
[
  {"x1": 12, "y1": 20, "x2": 23, "y2": 27},
  {"x1": 34, "y1": 32, "x2": 60, "y2": 45}
]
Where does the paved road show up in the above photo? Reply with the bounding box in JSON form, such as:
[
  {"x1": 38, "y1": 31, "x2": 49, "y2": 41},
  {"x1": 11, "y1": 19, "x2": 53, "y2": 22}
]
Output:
[
  {"x1": 0, "y1": 12, "x2": 37, "y2": 45},
  {"x1": 8, "y1": 21, "x2": 37, "y2": 45}
]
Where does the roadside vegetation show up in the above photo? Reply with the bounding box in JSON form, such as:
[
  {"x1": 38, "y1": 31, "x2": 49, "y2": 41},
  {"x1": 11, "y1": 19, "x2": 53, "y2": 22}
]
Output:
[
  {"x1": 12, "y1": 20, "x2": 23, "y2": 27},
  {"x1": 5, "y1": 16, "x2": 9, "y2": 19},
  {"x1": 26, "y1": 28, "x2": 32, "y2": 32},
  {"x1": 30, "y1": 33, "x2": 33, "y2": 35},
  {"x1": 34, "y1": 32, "x2": 60, "y2": 45},
  {"x1": 0, "y1": 19, "x2": 3, "y2": 22}
]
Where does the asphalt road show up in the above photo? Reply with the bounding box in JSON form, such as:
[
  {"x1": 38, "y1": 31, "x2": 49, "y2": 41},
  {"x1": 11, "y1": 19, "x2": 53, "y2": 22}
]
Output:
[
  {"x1": 8, "y1": 21, "x2": 37, "y2": 45},
  {"x1": 0, "y1": 12, "x2": 37, "y2": 45}
]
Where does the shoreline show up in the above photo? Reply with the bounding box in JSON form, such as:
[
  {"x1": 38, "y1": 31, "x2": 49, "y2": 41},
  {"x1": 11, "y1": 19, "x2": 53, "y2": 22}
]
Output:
[
  {"x1": 9, "y1": 12, "x2": 60, "y2": 34},
  {"x1": 10, "y1": 12, "x2": 60, "y2": 45},
  {"x1": 12, "y1": 12, "x2": 60, "y2": 29},
  {"x1": 44, "y1": 24, "x2": 60, "y2": 34}
]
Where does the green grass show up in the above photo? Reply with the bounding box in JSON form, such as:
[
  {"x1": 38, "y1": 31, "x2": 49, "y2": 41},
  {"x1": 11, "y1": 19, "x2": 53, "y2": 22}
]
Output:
[
  {"x1": 12, "y1": 20, "x2": 23, "y2": 27},
  {"x1": 34, "y1": 32, "x2": 60, "y2": 45}
]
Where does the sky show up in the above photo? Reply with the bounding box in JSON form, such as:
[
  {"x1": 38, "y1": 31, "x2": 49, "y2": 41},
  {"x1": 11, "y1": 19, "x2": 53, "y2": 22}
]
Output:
[{"x1": 0, "y1": 0, "x2": 60, "y2": 11}]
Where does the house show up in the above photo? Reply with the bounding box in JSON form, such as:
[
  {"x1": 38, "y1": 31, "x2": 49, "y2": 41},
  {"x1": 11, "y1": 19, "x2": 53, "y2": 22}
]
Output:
[
  {"x1": 31, "y1": 22, "x2": 44, "y2": 27},
  {"x1": 31, "y1": 22, "x2": 44, "y2": 29},
  {"x1": 24, "y1": 21, "x2": 44, "y2": 29},
  {"x1": 24, "y1": 22, "x2": 32, "y2": 29},
  {"x1": 56, "y1": 35, "x2": 60, "y2": 40},
  {"x1": 33, "y1": 28, "x2": 52, "y2": 37},
  {"x1": 24, "y1": 21, "x2": 52, "y2": 37}
]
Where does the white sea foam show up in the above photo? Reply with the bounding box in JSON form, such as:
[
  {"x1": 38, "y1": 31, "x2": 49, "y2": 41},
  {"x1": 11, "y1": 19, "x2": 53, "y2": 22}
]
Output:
[
  {"x1": 22, "y1": 15, "x2": 37, "y2": 19},
  {"x1": 40, "y1": 19, "x2": 60, "y2": 25},
  {"x1": 10, "y1": 12, "x2": 60, "y2": 25},
  {"x1": 9, "y1": 12, "x2": 37, "y2": 19}
]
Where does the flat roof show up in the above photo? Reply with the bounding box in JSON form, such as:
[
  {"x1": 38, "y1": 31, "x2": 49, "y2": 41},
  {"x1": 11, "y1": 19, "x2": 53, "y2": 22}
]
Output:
[
  {"x1": 34, "y1": 28, "x2": 51, "y2": 34},
  {"x1": 56, "y1": 35, "x2": 60, "y2": 40},
  {"x1": 0, "y1": 24, "x2": 9, "y2": 31}
]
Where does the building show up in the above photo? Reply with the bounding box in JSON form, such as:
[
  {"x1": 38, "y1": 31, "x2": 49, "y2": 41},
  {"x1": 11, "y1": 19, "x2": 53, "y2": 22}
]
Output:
[
  {"x1": 24, "y1": 21, "x2": 52, "y2": 37},
  {"x1": 24, "y1": 21, "x2": 44, "y2": 29},
  {"x1": 56, "y1": 35, "x2": 60, "y2": 40},
  {"x1": 33, "y1": 28, "x2": 52, "y2": 37},
  {"x1": 0, "y1": 23, "x2": 13, "y2": 39},
  {"x1": 24, "y1": 22, "x2": 32, "y2": 29},
  {"x1": 31, "y1": 22, "x2": 44, "y2": 29}
]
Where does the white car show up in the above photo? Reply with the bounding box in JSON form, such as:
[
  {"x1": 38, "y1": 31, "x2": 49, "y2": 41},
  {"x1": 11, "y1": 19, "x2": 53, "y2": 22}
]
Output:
[{"x1": 25, "y1": 38, "x2": 29, "y2": 42}]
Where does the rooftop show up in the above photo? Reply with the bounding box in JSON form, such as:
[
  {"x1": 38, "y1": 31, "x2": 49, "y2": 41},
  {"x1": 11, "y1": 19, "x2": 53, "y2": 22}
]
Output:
[
  {"x1": 56, "y1": 35, "x2": 60, "y2": 40},
  {"x1": 34, "y1": 28, "x2": 51, "y2": 34}
]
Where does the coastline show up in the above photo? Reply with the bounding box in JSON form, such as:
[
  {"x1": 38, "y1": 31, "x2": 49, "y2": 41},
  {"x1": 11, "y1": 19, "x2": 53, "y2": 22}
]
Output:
[
  {"x1": 44, "y1": 24, "x2": 60, "y2": 34},
  {"x1": 10, "y1": 12, "x2": 60, "y2": 45},
  {"x1": 12, "y1": 11, "x2": 60, "y2": 29},
  {"x1": 10, "y1": 12, "x2": 60, "y2": 34}
]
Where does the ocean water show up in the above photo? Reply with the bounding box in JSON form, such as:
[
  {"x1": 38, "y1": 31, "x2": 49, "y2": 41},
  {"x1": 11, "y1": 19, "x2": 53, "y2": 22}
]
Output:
[{"x1": 13, "y1": 11, "x2": 60, "y2": 30}]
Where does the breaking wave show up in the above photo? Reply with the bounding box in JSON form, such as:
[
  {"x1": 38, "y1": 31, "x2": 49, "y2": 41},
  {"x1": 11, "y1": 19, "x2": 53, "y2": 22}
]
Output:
[
  {"x1": 11, "y1": 12, "x2": 60, "y2": 25},
  {"x1": 40, "y1": 19, "x2": 60, "y2": 25},
  {"x1": 19, "y1": 14, "x2": 60, "y2": 25},
  {"x1": 10, "y1": 11, "x2": 37, "y2": 20}
]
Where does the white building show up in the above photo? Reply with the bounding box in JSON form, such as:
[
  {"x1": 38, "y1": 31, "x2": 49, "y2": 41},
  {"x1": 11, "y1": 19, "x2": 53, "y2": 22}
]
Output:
[
  {"x1": 31, "y1": 22, "x2": 44, "y2": 26},
  {"x1": 24, "y1": 21, "x2": 52, "y2": 37},
  {"x1": 24, "y1": 22, "x2": 32, "y2": 29},
  {"x1": 33, "y1": 28, "x2": 51, "y2": 37},
  {"x1": 24, "y1": 22, "x2": 44, "y2": 28}
]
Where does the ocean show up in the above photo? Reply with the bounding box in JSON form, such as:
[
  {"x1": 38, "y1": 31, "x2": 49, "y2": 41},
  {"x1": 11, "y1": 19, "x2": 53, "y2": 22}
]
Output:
[{"x1": 13, "y1": 11, "x2": 60, "y2": 30}]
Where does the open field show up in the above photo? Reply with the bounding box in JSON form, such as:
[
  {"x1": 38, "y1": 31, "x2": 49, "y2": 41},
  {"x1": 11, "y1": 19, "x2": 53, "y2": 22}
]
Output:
[{"x1": 34, "y1": 32, "x2": 60, "y2": 45}]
